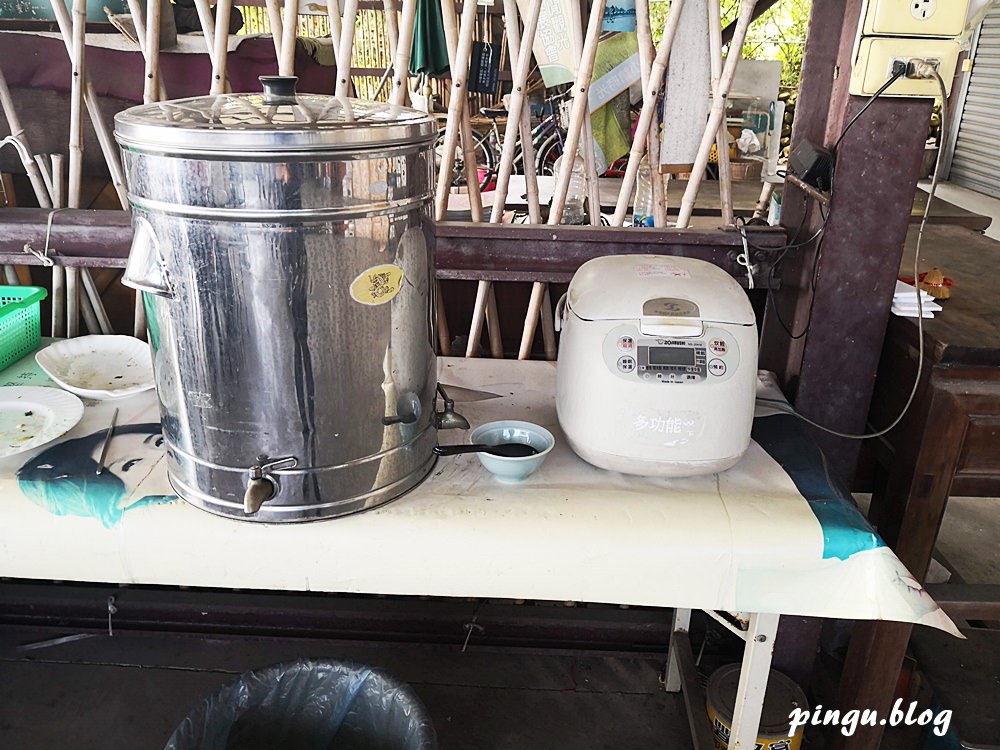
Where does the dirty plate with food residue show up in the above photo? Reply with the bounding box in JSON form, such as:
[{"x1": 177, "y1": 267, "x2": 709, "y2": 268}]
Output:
[
  {"x1": 0, "y1": 386, "x2": 84, "y2": 458},
  {"x1": 35, "y1": 336, "x2": 155, "y2": 400}
]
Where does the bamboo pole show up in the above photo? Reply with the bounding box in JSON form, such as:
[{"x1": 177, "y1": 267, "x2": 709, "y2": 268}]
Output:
[
  {"x1": 126, "y1": 0, "x2": 169, "y2": 99},
  {"x1": 518, "y1": 0, "x2": 605, "y2": 360},
  {"x1": 463, "y1": 0, "x2": 542, "y2": 358},
  {"x1": 708, "y1": 0, "x2": 734, "y2": 226},
  {"x1": 326, "y1": 0, "x2": 344, "y2": 70},
  {"x1": 335, "y1": 0, "x2": 359, "y2": 98},
  {"x1": 212, "y1": 0, "x2": 234, "y2": 93},
  {"x1": 278, "y1": 0, "x2": 297, "y2": 75},
  {"x1": 264, "y1": 0, "x2": 284, "y2": 60},
  {"x1": 546, "y1": 0, "x2": 606, "y2": 226},
  {"x1": 64, "y1": 0, "x2": 87, "y2": 338},
  {"x1": 432, "y1": 0, "x2": 480, "y2": 220},
  {"x1": 487, "y1": 0, "x2": 542, "y2": 223},
  {"x1": 382, "y1": 0, "x2": 399, "y2": 63},
  {"x1": 49, "y1": 0, "x2": 128, "y2": 209},
  {"x1": 567, "y1": 0, "x2": 600, "y2": 226},
  {"x1": 143, "y1": 0, "x2": 162, "y2": 104},
  {"x1": 676, "y1": 0, "x2": 754, "y2": 228},
  {"x1": 50, "y1": 155, "x2": 66, "y2": 338},
  {"x1": 0, "y1": 70, "x2": 53, "y2": 209},
  {"x1": 635, "y1": 0, "x2": 666, "y2": 226},
  {"x1": 439, "y1": 0, "x2": 483, "y2": 222},
  {"x1": 610, "y1": 0, "x2": 686, "y2": 226},
  {"x1": 192, "y1": 0, "x2": 217, "y2": 61},
  {"x1": 388, "y1": 0, "x2": 417, "y2": 107},
  {"x1": 753, "y1": 180, "x2": 774, "y2": 219},
  {"x1": 440, "y1": 0, "x2": 496, "y2": 358}
]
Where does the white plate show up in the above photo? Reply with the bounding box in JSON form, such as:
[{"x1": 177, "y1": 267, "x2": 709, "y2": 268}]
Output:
[
  {"x1": 35, "y1": 335, "x2": 155, "y2": 400},
  {"x1": 0, "y1": 386, "x2": 85, "y2": 458}
]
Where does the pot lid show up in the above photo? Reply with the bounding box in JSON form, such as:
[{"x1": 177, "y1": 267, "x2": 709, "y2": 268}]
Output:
[
  {"x1": 114, "y1": 76, "x2": 437, "y2": 154},
  {"x1": 566, "y1": 255, "x2": 755, "y2": 326}
]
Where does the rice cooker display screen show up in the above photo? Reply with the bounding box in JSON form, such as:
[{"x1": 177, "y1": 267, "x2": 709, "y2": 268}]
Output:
[{"x1": 648, "y1": 347, "x2": 696, "y2": 366}]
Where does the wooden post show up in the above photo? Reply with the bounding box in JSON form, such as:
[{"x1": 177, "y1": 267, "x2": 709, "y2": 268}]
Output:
[
  {"x1": 208, "y1": 0, "x2": 232, "y2": 93},
  {"x1": 335, "y1": 0, "x2": 359, "y2": 98},
  {"x1": 675, "y1": 0, "x2": 754, "y2": 228},
  {"x1": 708, "y1": 0, "x2": 734, "y2": 226},
  {"x1": 611, "y1": 0, "x2": 687, "y2": 226},
  {"x1": 389, "y1": 0, "x2": 417, "y2": 107}
]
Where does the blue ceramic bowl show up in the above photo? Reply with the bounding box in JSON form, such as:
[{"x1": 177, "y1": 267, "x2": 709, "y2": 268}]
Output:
[{"x1": 469, "y1": 420, "x2": 555, "y2": 483}]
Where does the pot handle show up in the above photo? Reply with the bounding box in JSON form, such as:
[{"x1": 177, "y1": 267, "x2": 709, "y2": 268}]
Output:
[
  {"x1": 553, "y1": 293, "x2": 568, "y2": 333},
  {"x1": 122, "y1": 216, "x2": 175, "y2": 299}
]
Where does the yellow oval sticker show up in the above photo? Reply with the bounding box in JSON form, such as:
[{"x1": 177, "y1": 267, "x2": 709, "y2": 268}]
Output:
[{"x1": 350, "y1": 264, "x2": 405, "y2": 306}]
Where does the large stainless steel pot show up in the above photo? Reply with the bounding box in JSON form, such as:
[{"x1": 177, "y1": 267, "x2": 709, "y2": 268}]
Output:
[{"x1": 114, "y1": 77, "x2": 438, "y2": 522}]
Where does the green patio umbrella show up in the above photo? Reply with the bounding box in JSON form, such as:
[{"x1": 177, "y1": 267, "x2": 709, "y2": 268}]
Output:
[{"x1": 409, "y1": 0, "x2": 450, "y2": 76}]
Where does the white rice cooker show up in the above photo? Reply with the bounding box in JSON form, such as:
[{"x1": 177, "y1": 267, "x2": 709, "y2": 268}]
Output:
[{"x1": 555, "y1": 255, "x2": 758, "y2": 477}]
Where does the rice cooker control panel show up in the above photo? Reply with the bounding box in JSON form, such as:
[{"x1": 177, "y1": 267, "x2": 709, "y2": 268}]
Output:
[{"x1": 602, "y1": 324, "x2": 740, "y2": 384}]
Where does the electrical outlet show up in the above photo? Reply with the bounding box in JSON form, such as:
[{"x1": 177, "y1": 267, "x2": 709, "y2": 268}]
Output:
[
  {"x1": 861, "y1": 0, "x2": 970, "y2": 37},
  {"x1": 850, "y1": 37, "x2": 960, "y2": 96}
]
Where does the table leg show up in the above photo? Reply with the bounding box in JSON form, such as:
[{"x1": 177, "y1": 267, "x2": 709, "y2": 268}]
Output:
[
  {"x1": 664, "y1": 607, "x2": 691, "y2": 692},
  {"x1": 729, "y1": 612, "x2": 780, "y2": 750}
]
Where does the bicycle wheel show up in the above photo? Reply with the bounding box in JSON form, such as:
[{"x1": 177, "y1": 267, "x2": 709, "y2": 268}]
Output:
[
  {"x1": 434, "y1": 128, "x2": 497, "y2": 190},
  {"x1": 535, "y1": 132, "x2": 564, "y2": 177}
]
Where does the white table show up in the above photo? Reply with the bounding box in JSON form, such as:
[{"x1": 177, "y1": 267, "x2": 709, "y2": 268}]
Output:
[{"x1": 0, "y1": 351, "x2": 956, "y2": 750}]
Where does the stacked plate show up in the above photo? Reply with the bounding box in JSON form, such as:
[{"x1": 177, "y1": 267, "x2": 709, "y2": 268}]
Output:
[{"x1": 0, "y1": 336, "x2": 155, "y2": 458}]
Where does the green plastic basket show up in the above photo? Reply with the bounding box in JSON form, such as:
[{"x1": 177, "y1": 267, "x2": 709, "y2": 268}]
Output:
[{"x1": 0, "y1": 286, "x2": 48, "y2": 373}]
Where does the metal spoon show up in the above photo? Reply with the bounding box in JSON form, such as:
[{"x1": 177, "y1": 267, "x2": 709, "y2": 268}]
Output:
[{"x1": 433, "y1": 443, "x2": 540, "y2": 458}]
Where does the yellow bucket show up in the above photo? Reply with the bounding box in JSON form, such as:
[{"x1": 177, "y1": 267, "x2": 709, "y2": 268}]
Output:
[{"x1": 706, "y1": 665, "x2": 808, "y2": 750}]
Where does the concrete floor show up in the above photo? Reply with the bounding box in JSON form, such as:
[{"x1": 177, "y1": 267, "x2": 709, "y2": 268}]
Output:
[{"x1": 0, "y1": 625, "x2": 691, "y2": 750}]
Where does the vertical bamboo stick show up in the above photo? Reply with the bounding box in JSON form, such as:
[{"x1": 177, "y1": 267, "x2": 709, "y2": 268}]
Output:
[
  {"x1": 676, "y1": 0, "x2": 754, "y2": 227},
  {"x1": 485, "y1": 288, "x2": 502, "y2": 358},
  {"x1": 143, "y1": 0, "x2": 162, "y2": 104},
  {"x1": 487, "y1": 0, "x2": 542, "y2": 223},
  {"x1": 567, "y1": 0, "x2": 600, "y2": 226},
  {"x1": 389, "y1": 0, "x2": 417, "y2": 106},
  {"x1": 519, "y1": 0, "x2": 605, "y2": 360},
  {"x1": 0, "y1": 71, "x2": 52, "y2": 208},
  {"x1": 335, "y1": 0, "x2": 359, "y2": 98},
  {"x1": 708, "y1": 0, "x2": 734, "y2": 226},
  {"x1": 64, "y1": 0, "x2": 87, "y2": 338},
  {"x1": 635, "y1": 0, "x2": 666, "y2": 226},
  {"x1": 126, "y1": 0, "x2": 168, "y2": 98},
  {"x1": 464, "y1": 0, "x2": 542, "y2": 358},
  {"x1": 326, "y1": 0, "x2": 344, "y2": 70},
  {"x1": 50, "y1": 155, "x2": 66, "y2": 338},
  {"x1": 213, "y1": 0, "x2": 234, "y2": 92},
  {"x1": 49, "y1": 0, "x2": 128, "y2": 209},
  {"x1": 192, "y1": 0, "x2": 218, "y2": 63},
  {"x1": 383, "y1": 0, "x2": 399, "y2": 62},
  {"x1": 432, "y1": 0, "x2": 480, "y2": 220},
  {"x1": 439, "y1": 0, "x2": 483, "y2": 221},
  {"x1": 753, "y1": 180, "x2": 774, "y2": 219},
  {"x1": 265, "y1": 0, "x2": 284, "y2": 60},
  {"x1": 546, "y1": 0, "x2": 606, "y2": 226},
  {"x1": 278, "y1": 0, "x2": 297, "y2": 75},
  {"x1": 610, "y1": 0, "x2": 686, "y2": 226}
]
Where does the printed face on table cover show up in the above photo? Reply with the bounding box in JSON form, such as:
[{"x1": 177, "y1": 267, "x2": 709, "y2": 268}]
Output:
[{"x1": 16, "y1": 423, "x2": 176, "y2": 527}]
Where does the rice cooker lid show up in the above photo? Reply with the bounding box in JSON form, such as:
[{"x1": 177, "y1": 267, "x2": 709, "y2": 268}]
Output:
[
  {"x1": 114, "y1": 76, "x2": 437, "y2": 155},
  {"x1": 566, "y1": 255, "x2": 755, "y2": 326}
]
